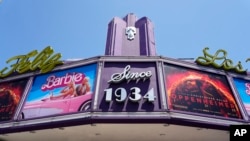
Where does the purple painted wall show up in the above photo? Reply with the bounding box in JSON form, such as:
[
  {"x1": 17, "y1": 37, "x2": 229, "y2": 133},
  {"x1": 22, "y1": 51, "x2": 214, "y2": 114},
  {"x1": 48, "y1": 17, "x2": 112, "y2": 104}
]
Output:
[{"x1": 105, "y1": 13, "x2": 156, "y2": 56}]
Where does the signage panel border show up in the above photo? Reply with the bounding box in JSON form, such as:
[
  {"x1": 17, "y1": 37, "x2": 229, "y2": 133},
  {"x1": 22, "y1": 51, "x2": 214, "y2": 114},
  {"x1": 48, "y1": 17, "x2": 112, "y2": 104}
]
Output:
[
  {"x1": 0, "y1": 78, "x2": 31, "y2": 123},
  {"x1": 229, "y1": 76, "x2": 250, "y2": 120},
  {"x1": 162, "y1": 58, "x2": 247, "y2": 123},
  {"x1": 16, "y1": 61, "x2": 99, "y2": 123},
  {"x1": 93, "y1": 59, "x2": 166, "y2": 116}
]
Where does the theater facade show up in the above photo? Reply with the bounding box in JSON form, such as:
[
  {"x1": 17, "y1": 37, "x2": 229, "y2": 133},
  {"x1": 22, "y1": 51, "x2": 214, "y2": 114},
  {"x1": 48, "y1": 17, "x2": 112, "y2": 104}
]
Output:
[{"x1": 0, "y1": 14, "x2": 249, "y2": 141}]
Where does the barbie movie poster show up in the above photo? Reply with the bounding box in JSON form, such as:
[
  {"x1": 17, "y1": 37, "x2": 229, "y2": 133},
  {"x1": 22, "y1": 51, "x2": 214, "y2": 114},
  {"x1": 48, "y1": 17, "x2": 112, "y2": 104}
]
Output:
[
  {"x1": 164, "y1": 64, "x2": 242, "y2": 119},
  {"x1": 0, "y1": 79, "x2": 28, "y2": 122},
  {"x1": 233, "y1": 78, "x2": 250, "y2": 117},
  {"x1": 20, "y1": 63, "x2": 97, "y2": 119}
]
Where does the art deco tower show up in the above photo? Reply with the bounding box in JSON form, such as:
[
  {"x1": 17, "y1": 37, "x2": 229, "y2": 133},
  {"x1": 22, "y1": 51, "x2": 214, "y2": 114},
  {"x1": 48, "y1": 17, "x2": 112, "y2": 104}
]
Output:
[{"x1": 105, "y1": 13, "x2": 156, "y2": 56}]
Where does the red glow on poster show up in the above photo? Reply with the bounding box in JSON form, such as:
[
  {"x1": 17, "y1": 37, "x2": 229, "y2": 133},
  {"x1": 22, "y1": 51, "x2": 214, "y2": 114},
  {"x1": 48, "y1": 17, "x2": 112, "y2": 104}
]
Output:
[
  {"x1": 0, "y1": 79, "x2": 28, "y2": 121},
  {"x1": 165, "y1": 65, "x2": 242, "y2": 119}
]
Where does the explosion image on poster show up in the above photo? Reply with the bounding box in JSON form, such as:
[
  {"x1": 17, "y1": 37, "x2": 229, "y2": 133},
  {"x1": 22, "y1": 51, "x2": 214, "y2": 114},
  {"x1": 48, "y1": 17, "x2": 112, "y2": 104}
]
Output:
[
  {"x1": 0, "y1": 79, "x2": 28, "y2": 122},
  {"x1": 233, "y1": 78, "x2": 250, "y2": 117},
  {"x1": 164, "y1": 64, "x2": 242, "y2": 119}
]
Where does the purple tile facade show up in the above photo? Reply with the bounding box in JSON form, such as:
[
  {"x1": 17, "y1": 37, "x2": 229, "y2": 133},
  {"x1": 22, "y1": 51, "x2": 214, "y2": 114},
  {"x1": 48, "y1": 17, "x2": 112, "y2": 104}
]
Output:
[
  {"x1": 96, "y1": 62, "x2": 162, "y2": 112},
  {"x1": 105, "y1": 13, "x2": 156, "y2": 56}
]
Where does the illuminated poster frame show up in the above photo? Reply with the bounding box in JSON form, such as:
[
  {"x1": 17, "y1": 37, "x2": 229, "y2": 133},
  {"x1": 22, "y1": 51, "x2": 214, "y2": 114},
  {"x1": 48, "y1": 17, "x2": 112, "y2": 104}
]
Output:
[
  {"x1": 93, "y1": 60, "x2": 165, "y2": 114},
  {"x1": 231, "y1": 77, "x2": 250, "y2": 119},
  {"x1": 19, "y1": 63, "x2": 97, "y2": 120},
  {"x1": 163, "y1": 61, "x2": 244, "y2": 121},
  {"x1": 0, "y1": 78, "x2": 30, "y2": 123}
]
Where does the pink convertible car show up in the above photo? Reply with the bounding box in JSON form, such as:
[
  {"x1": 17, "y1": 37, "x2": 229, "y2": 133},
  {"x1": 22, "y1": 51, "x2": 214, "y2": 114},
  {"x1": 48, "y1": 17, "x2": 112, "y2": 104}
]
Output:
[
  {"x1": 20, "y1": 92, "x2": 92, "y2": 119},
  {"x1": 245, "y1": 104, "x2": 250, "y2": 115}
]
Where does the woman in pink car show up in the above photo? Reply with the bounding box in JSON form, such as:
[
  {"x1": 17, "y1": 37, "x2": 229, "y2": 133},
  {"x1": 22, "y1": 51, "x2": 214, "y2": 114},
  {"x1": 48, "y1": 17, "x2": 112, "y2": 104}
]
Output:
[
  {"x1": 50, "y1": 81, "x2": 76, "y2": 99},
  {"x1": 75, "y1": 77, "x2": 90, "y2": 96}
]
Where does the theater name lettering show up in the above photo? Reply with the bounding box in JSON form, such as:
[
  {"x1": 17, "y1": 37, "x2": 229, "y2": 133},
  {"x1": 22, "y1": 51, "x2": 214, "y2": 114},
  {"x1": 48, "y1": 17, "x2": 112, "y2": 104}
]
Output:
[
  {"x1": 196, "y1": 47, "x2": 250, "y2": 74},
  {"x1": 0, "y1": 46, "x2": 63, "y2": 78},
  {"x1": 104, "y1": 65, "x2": 155, "y2": 103}
]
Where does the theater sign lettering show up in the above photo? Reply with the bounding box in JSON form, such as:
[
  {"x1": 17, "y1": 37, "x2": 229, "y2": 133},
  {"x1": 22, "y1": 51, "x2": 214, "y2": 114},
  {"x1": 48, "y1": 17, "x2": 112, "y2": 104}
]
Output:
[
  {"x1": 0, "y1": 46, "x2": 63, "y2": 78},
  {"x1": 108, "y1": 65, "x2": 152, "y2": 84},
  {"x1": 105, "y1": 65, "x2": 155, "y2": 103},
  {"x1": 196, "y1": 47, "x2": 250, "y2": 74},
  {"x1": 97, "y1": 62, "x2": 162, "y2": 112}
]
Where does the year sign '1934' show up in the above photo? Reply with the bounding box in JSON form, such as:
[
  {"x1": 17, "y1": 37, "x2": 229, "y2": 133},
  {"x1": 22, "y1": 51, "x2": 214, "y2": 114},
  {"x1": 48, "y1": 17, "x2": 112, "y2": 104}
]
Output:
[{"x1": 105, "y1": 65, "x2": 156, "y2": 103}]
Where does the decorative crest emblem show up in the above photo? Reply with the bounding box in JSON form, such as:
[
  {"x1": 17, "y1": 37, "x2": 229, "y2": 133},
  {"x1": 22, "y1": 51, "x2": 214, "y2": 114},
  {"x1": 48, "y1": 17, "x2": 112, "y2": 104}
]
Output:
[{"x1": 125, "y1": 26, "x2": 136, "y2": 40}]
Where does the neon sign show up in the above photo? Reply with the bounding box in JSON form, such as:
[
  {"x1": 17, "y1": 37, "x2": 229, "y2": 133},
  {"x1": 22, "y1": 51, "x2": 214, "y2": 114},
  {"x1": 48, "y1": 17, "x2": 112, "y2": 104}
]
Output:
[
  {"x1": 0, "y1": 46, "x2": 63, "y2": 78},
  {"x1": 195, "y1": 47, "x2": 249, "y2": 74}
]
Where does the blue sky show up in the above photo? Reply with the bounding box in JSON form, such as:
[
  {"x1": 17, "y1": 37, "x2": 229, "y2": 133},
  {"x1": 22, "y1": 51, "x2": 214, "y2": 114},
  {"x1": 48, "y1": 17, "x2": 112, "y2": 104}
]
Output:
[{"x1": 1, "y1": 0, "x2": 250, "y2": 70}]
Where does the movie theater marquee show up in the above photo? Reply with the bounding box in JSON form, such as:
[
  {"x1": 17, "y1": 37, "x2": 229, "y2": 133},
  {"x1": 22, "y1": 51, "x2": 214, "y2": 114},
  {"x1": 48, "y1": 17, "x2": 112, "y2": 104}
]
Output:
[{"x1": 0, "y1": 48, "x2": 249, "y2": 134}]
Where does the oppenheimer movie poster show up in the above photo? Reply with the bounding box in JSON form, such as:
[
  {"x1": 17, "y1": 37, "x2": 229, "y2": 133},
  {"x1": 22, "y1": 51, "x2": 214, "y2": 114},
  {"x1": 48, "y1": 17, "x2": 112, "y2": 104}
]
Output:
[
  {"x1": 164, "y1": 64, "x2": 242, "y2": 119},
  {"x1": 0, "y1": 79, "x2": 28, "y2": 121}
]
